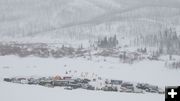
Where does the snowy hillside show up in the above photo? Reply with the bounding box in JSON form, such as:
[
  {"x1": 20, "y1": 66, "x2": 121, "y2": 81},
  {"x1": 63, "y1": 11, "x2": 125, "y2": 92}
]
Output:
[
  {"x1": 0, "y1": 0, "x2": 180, "y2": 43},
  {"x1": 0, "y1": 0, "x2": 180, "y2": 101}
]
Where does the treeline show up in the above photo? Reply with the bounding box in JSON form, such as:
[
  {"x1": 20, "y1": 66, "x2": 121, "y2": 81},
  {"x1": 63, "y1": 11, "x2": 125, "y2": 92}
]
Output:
[
  {"x1": 0, "y1": 43, "x2": 75, "y2": 58},
  {"x1": 134, "y1": 27, "x2": 180, "y2": 55},
  {"x1": 97, "y1": 35, "x2": 118, "y2": 48}
]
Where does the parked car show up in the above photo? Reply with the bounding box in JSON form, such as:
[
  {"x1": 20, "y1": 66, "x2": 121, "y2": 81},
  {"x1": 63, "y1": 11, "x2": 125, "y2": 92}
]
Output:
[
  {"x1": 28, "y1": 78, "x2": 40, "y2": 85},
  {"x1": 110, "y1": 80, "x2": 122, "y2": 85},
  {"x1": 86, "y1": 85, "x2": 95, "y2": 90},
  {"x1": 119, "y1": 87, "x2": 133, "y2": 93},
  {"x1": 121, "y1": 82, "x2": 133, "y2": 87},
  {"x1": 102, "y1": 86, "x2": 118, "y2": 92},
  {"x1": 3, "y1": 78, "x2": 12, "y2": 82},
  {"x1": 39, "y1": 80, "x2": 54, "y2": 87},
  {"x1": 64, "y1": 86, "x2": 73, "y2": 90},
  {"x1": 133, "y1": 88, "x2": 143, "y2": 93},
  {"x1": 158, "y1": 88, "x2": 165, "y2": 94},
  {"x1": 53, "y1": 80, "x2": 70, "y2": 86}
]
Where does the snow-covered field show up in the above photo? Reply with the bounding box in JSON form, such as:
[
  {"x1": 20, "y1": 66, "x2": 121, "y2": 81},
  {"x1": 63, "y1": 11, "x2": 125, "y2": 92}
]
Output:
[
  {"x1": 0, "y1": 55, "x2": 180, "y2": 101},
  {"x1": 0, "y1": 0, "x2": 180, "y2": 100}
]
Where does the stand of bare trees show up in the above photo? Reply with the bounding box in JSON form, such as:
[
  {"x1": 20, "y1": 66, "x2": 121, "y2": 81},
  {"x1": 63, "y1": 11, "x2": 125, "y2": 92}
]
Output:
[{"x1": 134, "y1": 27, "x2": 180, "y2": 55}]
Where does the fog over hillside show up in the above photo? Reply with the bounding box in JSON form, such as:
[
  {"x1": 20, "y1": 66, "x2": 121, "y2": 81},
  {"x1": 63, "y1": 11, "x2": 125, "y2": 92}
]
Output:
[
  {"x1": 0, "y1": 0, "x2": 180, "y2": 42},
  {"x1": 1, "y1": 1, "x2": 180, "y2": 101}
]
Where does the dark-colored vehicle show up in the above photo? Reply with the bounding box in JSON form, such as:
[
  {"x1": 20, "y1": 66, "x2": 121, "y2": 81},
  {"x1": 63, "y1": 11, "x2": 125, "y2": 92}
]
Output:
[
  {"x1": 102, "y1": 86, "x2": 118, "y2": 92},
  {"x1": 110, "y1": 80, "x2": 122, "y2": 85},
  {"x1": 39, "y1": 80, "x2": 54, "y2": 87},
  {"x1": 64, "y1": 86, "x2": 73, "y2": 90},
  {"x1": 4, "y1": 78, "x2": 12, "y2": 82},
  {"x1": 86, "y1": 85, "x2": 95, "y2": 90},
  {"x1": 121, "y1": 82, "x2": 133, "y2": 87}
]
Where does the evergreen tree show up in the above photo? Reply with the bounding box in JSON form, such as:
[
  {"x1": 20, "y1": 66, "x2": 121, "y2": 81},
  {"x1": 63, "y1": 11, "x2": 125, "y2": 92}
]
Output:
[{"x1": 97, "y1": 35, "x2": 119, "y2": 48}]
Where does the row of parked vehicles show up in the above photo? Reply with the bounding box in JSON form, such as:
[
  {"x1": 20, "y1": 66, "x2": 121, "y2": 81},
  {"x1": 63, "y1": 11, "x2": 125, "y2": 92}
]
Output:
[
  {"x1": 103, "y1": 79, "x2": 164, "y2": 94},
  {"x1": 4, "y1": 76, "x2": 94, "y2": 90},
  {"x1": 3, "y1": 76, "x2": 164, "y2": 94}
]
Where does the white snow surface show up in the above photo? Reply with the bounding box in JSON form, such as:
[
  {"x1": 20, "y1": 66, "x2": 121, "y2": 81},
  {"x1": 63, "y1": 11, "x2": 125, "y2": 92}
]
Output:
[
  {"x1": 0, "y1": 80, "x2": 163, "y2": 101},
  {"x1": 0, "y1": 55, "x2": 180, "y2": 101}
]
